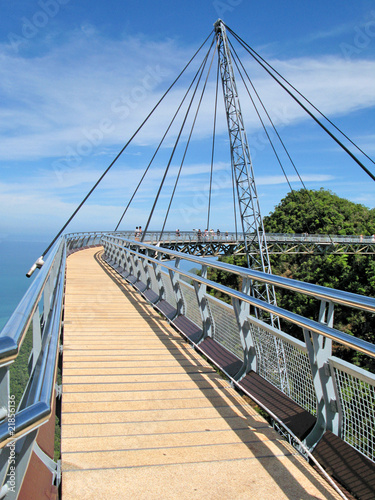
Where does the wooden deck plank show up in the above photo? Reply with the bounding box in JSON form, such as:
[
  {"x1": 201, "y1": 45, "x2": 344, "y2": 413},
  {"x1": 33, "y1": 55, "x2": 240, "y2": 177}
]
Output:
[{"x1": 61, "y1": 247, "x2": 342, "y2": 500}]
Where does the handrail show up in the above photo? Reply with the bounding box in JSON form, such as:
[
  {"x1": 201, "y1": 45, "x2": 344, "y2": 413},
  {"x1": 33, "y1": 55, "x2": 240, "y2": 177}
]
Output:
[
  {"x1": 101, "y1": 236, "x2": 375, "y2": 358},
  {"x1": 0, "y1": 230, "x2": 371, "y2": 496},
  {"x1": 64, "y1": 230, "x2": 375, "y2": 244},
  {"x1": 0, "y1": 239, "x2": 65, "y2": 446},
  {"x1": 102, "y1": 236, "x2": 375, "y2": 314},
  {"x1": 0, "y1": 240, "x2": 63, "y2": 365}
]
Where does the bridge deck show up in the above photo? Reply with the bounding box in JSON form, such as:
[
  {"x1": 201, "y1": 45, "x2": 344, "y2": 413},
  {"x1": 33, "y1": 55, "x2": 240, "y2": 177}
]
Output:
[{"x1": 61, "y1": 247, "x2": 341, "y2": 499}]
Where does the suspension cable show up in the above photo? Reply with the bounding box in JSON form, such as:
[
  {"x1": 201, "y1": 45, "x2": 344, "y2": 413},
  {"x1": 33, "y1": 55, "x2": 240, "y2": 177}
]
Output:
[
  {"x1": 230, "y1": 49, "x2": 297, "y2": 203},
  {"x1": 141, "y1": 36, "x2": 216, "y2": 240},
  {"x1": 114, "y1": 46, "x2": 212, "y2": 231},
  {"x1": 228, "y1": 27, "x2": 375, "y2": 169},
  {"x1": 207, "y1": 56, "x2": 220, "y2": 230},
  {"x1": 226, "y1": 25, "x2": 375, "y2": 183},
  {"x1": 230, "y1": 41, "x2": 328, "y2": 240},
  {"x1": 231, "y1": 158, "x2": 238, "y2": 240},
  {"x1": 160, "y1": 40, "x2": 219, "y2": 236},
  {"x1": 36, "y1": 30, "x2": 214, "y2": 263}
]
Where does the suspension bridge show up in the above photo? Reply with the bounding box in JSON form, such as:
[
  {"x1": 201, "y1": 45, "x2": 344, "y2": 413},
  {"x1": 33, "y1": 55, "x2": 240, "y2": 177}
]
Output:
[{"x1": 0, "y1": 20, "x2": 374, "y2": 500}]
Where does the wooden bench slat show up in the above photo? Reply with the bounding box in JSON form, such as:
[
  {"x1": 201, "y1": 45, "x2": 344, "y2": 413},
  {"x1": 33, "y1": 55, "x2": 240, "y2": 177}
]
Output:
[
  {"x1": 312, "y1": 430, "x2": 375, "y2": 500},
  {"x1": 134, "y1": 281, "x2": 147, "y2": 293},
  {"x1": 142, "y1": 289, "x2": 159, "y2": 304},
  {"x1": 198, "y1": 337, "x2": 243, "y2": 378},
  {"x1": 238, "y1": 371, "x2": 316, "y2": 440},
  {"x1": 155, "y1": 300, "x2": 177, "y2": 320},
  {"x1": 172, "y1": 315, "x2": 203, "y2": 344}
]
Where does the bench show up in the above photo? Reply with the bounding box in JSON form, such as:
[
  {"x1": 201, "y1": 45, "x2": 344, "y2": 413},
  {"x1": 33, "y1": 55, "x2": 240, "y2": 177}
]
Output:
[
  {"x1": 142, "y1": 289, "x2": 159, "y2": 304},
  {"x1": 312, "y1": 430, "x2": 375, "y2": 500},
  {"x1": 154, "y1": 299, "x2": 177, "y2": 320},
  {"x1": 133, "y1": 281, "x2": 147, "y2": 293},
  {"x1": 198, "y1": 337, "x2": 243, "y2": 378},
  {"x1": 172, "y1": 315, "x2": 203, "y2": 344},
  {"x1": 237, "y1": 371, "x2": 316, "y2": 441}
]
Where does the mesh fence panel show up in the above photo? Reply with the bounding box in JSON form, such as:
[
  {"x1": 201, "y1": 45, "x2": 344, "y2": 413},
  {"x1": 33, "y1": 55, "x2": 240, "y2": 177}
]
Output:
[
  {"x1": 284, "y1": 342, "x2": 317, "y2": 415},
  {"x1": 179, "y1": 281, "x2": 203, "y2": 329},
  {"x1": 250, "y1": 323, "x2": 316, "y2": 414},
  {"x1": 334, "y1": 367, "x2": 375, "y2": 462},
  {"x1": 206, "y1": 296, "x2": 243, "y2": 361}
]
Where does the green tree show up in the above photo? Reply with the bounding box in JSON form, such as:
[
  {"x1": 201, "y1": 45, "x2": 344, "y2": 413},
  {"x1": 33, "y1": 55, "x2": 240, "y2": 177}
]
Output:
[{"x1": 209, "y1": 189, "x2": 375, "y2": 369}]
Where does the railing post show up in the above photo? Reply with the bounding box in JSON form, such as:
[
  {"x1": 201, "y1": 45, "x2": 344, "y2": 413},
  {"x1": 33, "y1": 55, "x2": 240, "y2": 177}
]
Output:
[
  {"x1": 193, "y1": 265, "x2": 212, "y2": 339},
  {"x1": 132, "y1": 251, "x2": 142, "y2": 283},
  {"x1": 303, "y1": 299, "x2": 342, "y2": 448},
  {"x1": 168, "y1": 258, "x2": 184, "y2": 316},
  {"x1": 141, "y1": 250, "x2": 153, "y2": 291},
  {"x1": 31, "y1": 308, "x2": 42, "y2": 373},
  {"x1": 152, "y1": 256, "x2": 165, "y2": 301},
  {"x1": 232, "y1": 277, "x2": 257, "y2": 379},
  {"x1": 125, "y1": 248, "x2": 135, "y2": 276},
  {"x1": 0, "y1": 366, "x2": 9, "y2": 424},
  {"x1": 7, "y1": 430, "x2": 38, "y2": 500}
]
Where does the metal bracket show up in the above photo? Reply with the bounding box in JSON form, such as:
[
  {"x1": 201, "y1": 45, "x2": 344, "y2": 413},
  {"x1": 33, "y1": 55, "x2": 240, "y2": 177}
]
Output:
[
  {"x1": 33, "y1": 442, "x2": 61, "y2": 486},
  {"x1": 55, "y1": 384, "x2": 62, "y2": 398}
]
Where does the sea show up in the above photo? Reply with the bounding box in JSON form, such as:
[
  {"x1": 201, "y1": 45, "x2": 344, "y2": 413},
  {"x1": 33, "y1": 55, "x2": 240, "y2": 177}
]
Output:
[
  {"x1": 0, "y1": 240, "x2": 48, "y2": 331},
  {"x1": 0, "y1": 239, "x2": 207, "y2": 332}
]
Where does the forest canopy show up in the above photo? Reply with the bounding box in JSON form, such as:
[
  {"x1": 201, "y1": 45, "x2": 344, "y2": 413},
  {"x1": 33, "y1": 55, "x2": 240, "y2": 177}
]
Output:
[{"x1": 210, "y1": 188, "x2": 375, "y2": 369}]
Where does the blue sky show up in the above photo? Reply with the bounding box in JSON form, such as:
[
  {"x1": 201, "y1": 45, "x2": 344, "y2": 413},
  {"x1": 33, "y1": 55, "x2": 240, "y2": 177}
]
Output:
[{"x1": 1, "y1": 0, "x2": 375, "y2": 243}]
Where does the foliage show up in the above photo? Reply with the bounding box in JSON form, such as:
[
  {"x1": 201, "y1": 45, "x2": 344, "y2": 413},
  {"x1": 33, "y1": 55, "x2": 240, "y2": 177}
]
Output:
[
  {"x1": 208, "y1": 189, "x2": 375, "y2": 370},
  {"x1": 263, "y1": 187, "x2": 375, "y2": 236},
  {"x1": 10, "y1": 325, "x2": 33, "y2": 409},
  {"x1": 264, "y1": 189, "x2": 375, "y2": 369}
]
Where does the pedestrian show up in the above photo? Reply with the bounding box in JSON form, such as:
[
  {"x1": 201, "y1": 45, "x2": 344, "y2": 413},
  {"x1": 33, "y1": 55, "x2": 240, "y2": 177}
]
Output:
[{"x1": 198, "y1": 229, "x2": 202, "y2": 242}]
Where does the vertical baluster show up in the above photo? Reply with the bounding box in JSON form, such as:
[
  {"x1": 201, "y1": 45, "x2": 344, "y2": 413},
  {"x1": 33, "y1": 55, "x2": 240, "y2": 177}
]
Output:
[
  {"x1": 193, "y1": 265, "x2": 212, "y2": 339},
  {"x1": 141, "y1": 250, "x2": 152, "y2": 291},
  {"x1": 304, "y1": 299, "x2": 342, "y2": 448},
  {"x1": 232, "y1": 277, "x2": 257, "y2": 379},
  {"x1": 152, "y1": 254, "x2": 165, "y2": 301},
  {"x1": 168, "y1": 258, "x2": 184, "y2": 316},
  {"x1": 31, "y1": 308, "x2": 42, "y2": 373}
]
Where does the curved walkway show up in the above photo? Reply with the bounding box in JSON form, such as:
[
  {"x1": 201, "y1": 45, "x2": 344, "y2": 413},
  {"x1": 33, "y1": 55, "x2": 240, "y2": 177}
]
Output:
[{"x1": 61, "y1": 247, "x2": 341, "y2": 499}]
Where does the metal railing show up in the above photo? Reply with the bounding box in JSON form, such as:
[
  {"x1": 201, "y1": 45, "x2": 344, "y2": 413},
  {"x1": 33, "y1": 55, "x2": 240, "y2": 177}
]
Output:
[
  {"x1": 0, "y1": 238, "x2": 66, "y2": 499},
  {"x1": 102, "y1": 234, "x2": 375, "y2": 466},
  {"x1": 0, "y1": 230, "x2": 374, "y2": 497},
  {"x1": 97, "y1": 230, "x2": 375, "y2": 244}
]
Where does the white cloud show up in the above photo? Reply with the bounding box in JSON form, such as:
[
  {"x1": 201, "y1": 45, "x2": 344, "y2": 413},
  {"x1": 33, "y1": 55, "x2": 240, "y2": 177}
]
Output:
[
  {"x1": 0, "y1": 27, "x2": 374, "y2": 238},
  {"x1": 0, "y1": 31, "x2": 374, "y2": 162}
]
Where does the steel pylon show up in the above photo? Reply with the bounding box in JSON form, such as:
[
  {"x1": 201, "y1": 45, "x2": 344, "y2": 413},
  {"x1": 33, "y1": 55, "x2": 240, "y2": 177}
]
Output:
[{"x1": 215, "y1": 20, "x2": 288, "y2": 392}]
